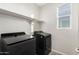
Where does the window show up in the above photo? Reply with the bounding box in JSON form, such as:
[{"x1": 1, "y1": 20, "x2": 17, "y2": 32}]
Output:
[{"x1": 57, "y1": 4, "x2": 71, "y2": 29}]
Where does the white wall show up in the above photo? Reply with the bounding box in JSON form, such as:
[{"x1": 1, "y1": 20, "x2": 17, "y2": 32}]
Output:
[
  {"x1": 0, "y1": 3, "x2": 41, "y2": 35},
  {"x1": 33, "y1": 21, "x2": 42, "y2": 31},
  {"x1": 40, "y1": 3, "x2": 79, "y2": 55},
  {"x1": 0, "y1": 3, "x2": 40, "y2": 20},
  {"x1": 0, "y1": 13, "x2": 31, "y2": 35},
  {"x1": 78, "y1": 6, "x2": 79, "y2": 51},
  {"x1": 78, "y1": 4, "x2": 79, "y2": 49}
]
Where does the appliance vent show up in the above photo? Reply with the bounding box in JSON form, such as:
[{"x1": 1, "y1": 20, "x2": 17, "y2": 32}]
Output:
[{"x1": 75, "y1": 48, "x2": 79, "y2": 52}]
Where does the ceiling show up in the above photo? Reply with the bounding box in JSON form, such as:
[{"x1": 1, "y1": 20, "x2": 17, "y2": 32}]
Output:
[{"x1": 35, "y1": 3, "x2": 47, "y2": 7}]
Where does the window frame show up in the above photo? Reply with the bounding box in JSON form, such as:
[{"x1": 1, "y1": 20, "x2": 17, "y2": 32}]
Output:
[{"x1": 57, "y1": 4, "x2": 72, "y2": 29}]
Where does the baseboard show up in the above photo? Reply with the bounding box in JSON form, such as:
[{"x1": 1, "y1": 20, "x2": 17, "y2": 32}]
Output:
[{"x1": 49, "y1": 49, "x2": 67, "y2": 55}]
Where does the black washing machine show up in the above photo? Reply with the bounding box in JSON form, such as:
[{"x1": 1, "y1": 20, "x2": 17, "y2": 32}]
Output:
[{"x1": 33, "y1": 31, "x2": 51, "y2": 55}]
